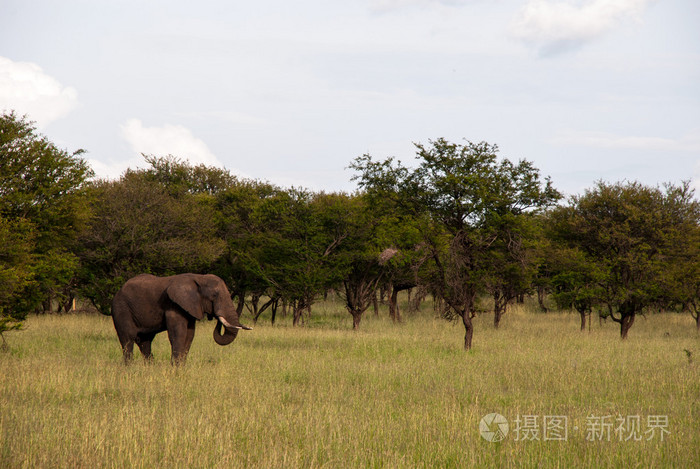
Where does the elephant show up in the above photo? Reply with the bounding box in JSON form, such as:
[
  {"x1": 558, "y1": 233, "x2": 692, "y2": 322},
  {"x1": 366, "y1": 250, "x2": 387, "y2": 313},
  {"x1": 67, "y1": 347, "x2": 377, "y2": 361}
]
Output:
[{"x1": 111, "y1": 273, "x2": 251, "y2": 364}]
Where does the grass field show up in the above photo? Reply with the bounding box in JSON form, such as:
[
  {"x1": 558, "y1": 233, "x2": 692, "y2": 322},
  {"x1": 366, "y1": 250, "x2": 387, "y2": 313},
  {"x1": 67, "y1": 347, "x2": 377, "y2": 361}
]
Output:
[{"x1": 1, "y1": 297, "x2": 698, "y2": 468}]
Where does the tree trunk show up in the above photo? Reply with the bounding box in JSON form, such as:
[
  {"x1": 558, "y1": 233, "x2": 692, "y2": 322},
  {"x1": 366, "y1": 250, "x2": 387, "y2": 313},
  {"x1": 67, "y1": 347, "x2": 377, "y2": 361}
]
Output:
[
  {"x1": 249, "y1": 294, "x2": 260, "y2": 320},
  {"x1": 409, "y1": 288, "x2": 425, "y2": 313},
  {"x1": 579, "y1": 310, "x2": 586, "y2": 331},
  {"x1": 270, "y1": 301, "x2": 278, "y2": 326},
  {"x1": 620, "y1": 313, "x2": 635, "y2": 340},
  {"x1": 351, "y1": 311, "x2": 362, "y2": 330},
  {"x1": 379, "y1": 284, "x2": 388, "y2": 304},
  {"x1": 462, "y1": 310, "x2": 473, "y2": 351},
  {"x1": 235, "y1": 294, "x2": 245, "y2": 317},
  {"x1": 61, "y1": 295, "x2": 75, "y2": 313},
  {"x1": 372, "y1": 292, "x2": 379, "y2": 317},
  {"x1": 292, "y1": 301, "x2": 303, "y2": 326},
  {"x1": 494, "y1": 308, "x2": 503, "y2": 328},
  {"x1": 389, "y1": 287, "x2": 401, "y2": 323},
  {"x1": 253, "y1": 298, "x2": 275, "y2": 325},
  {"x1": 537, "y1": 286, "x2": 548, "y2": 313},
  {"x1": 433, "y1": 295, "x2": 443, "y2": 316},
  {"x1": 493, "y1": 292, "x2": 506, "y2": 329}
]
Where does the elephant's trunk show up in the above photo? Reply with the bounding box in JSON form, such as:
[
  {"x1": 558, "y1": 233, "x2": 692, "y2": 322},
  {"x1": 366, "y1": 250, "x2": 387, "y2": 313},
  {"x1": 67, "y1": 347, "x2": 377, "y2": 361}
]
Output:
[
  {"x1": 213, "y1": 319, "x2": 238, "y2": 345},
  {"x1": 212, "y1": 316, "x2": 252, "y2": 346}
]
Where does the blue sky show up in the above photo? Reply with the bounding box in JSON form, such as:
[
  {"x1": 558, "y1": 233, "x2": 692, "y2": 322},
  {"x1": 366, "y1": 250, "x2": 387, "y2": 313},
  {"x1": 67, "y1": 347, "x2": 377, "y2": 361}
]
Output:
[{"x1": 1, "y1": 0, "x2": 698, "y2": 197}]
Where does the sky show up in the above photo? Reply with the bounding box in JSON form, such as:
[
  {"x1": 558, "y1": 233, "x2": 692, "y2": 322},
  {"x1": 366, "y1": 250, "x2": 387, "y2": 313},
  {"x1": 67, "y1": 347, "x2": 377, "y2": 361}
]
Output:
[{"x1": 1, "y1": 0, "x2": 699, "y2": 198}]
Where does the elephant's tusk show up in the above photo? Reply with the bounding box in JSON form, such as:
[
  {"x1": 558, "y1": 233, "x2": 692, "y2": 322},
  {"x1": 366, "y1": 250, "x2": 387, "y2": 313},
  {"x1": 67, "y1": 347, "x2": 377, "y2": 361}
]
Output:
[
  {"x1": 218, "y1": 316, "x2": 252, "y2": 330},
  {"x1": 218, "y1": 316, "x2": 235, "y2": 328}
]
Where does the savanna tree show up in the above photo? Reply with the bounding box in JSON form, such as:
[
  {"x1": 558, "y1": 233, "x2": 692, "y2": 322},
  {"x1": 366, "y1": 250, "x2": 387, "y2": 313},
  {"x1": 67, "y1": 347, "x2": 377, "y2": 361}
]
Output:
[
  {"x1": 655, "y1": 184, "x2": 700, "y2": 331},
  {"x1": 246, "y1": 189, "x2": 345, "y2": 325},
  {"x1": 0, "y1": 111, "x2": 92, "y2": 324},
  {"x1": 215, "y1": 179, "x2": 283, "y2": 322},
  {"x1": 351, "y1": 171, "x2": 431, "y2": 322},
  {"x1": 77, "y1": 166, "x2": 225, "y2": 314},
  {"x1": 329, "y1": 194, "x2": 386, "y2": 329},
  {"x1": 550, "y1": 181, "x2": 700, "y2": 339},
  {"x1": 548, "y1": 245, "x2": 605, "y2": 331},
  {"x1": 481, "y1": 212, "x2": 544, "y2": 328},
  {"x1": 352, "y1": 138, "x2": 559, "y2": 349}
]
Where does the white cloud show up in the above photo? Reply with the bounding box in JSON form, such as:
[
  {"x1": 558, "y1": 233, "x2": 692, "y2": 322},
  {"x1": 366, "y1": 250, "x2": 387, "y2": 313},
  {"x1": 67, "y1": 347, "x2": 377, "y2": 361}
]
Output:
[
  {"x1": 511, "y1": 0, "x2": 654, "y2": 54},
  {"x1": 0, "y1": 56, "x2": 78, "y2": 126},
  {"x1": 551, "y1": 129, "x2": 700, "y2": 153},
  {"x1": 120, "y1": 118, "x2": 223, "y2": 167},
  {"x1": 87, "y1": 157, "x2": 142, "y2": 181}
]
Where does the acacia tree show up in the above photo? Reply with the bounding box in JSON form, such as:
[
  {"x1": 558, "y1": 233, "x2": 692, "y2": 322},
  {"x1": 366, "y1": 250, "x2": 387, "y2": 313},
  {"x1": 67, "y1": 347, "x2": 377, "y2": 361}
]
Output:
[
  {"x1": 215, "y1": 179, "x2": 282, "y2": 322},
  {"x1": 548, "y1": 245, "x2": 604, "y2": 331},
  {"x1": 246, "y1": 189, "x2": 345, "y2": 326},
  {"x1": 352, "y1": 138, "x2": 559, "y2": 350},
  {"x1": 328, "y1": 194, "x2": 387, "y2": 329},
  {"x1": 0, "y1": 112, "x2": 92, "y2": 327},
  {"x1": 551, "y1": 181, "x2": 700, "y2": 339},
  {"x1": 77, "y1": 167, "x2": 225, "y2": 314},
  {"x1": 675, "y1": 225, "x2": 700, "y2": 331},
  {"x1": 654, "y1": 184, "x2": 700, "y2": 331},
  {"x1": 482, "y1": 213, "x2": 543, "y2": 328},
  {"x1": 351, "y1": 173, "x2": 430, "y2": 322}
]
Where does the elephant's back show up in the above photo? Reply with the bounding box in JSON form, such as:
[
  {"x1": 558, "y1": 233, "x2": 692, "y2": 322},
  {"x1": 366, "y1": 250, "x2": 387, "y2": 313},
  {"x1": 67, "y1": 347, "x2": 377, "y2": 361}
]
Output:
[
  {"x1": 112, "y1": 274, "x2": 172, "y2": 332},
  {"x1": 113, "y1": 274, "x2": 168, "y2": 313}
]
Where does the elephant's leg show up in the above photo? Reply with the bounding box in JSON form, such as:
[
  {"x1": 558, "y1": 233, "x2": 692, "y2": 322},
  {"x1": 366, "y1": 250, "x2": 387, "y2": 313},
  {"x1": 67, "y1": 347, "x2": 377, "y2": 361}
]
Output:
[
  {"x1": 183, "y1": 319, "x2": 196, "y2": 357},
  {"x1": 165, "y1": 310, "x2": 195, "y2": 365},
  {"x1": 114, "y1": 328, "x2": 135, "y2": 364},
  {"x1": 135, "y1": 332, "x2": 156, "y2": 362},
  {"x1": 121, "y1": 339, "x2": 135, "y2": 364}
]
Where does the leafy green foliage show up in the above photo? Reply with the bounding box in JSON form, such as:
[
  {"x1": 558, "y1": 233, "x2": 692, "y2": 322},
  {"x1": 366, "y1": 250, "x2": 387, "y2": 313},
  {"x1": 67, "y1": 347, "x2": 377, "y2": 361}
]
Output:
[
  {"x1": 213, "y1": 179, "x2": 282, "y2": 302},
  {"x1": 140, "y1": 154, "x2": 238, "y2": 196},
  {"x1": 0, "y1": 217, "x2": 34, "y2": 342},
  {"x1": 251, "y1": 189, "x2": 347, "y2": 323},
  {"x1": 3, "y1": 111, "x2": 699, "y2": 344},
  {"x1": 77, "y1": 168, "x2": 225, "y2": 314},
  {"x1": 548, "y1": 181, "x2": 700, "y2": 337},
  {"x1": 0, "y1": 111, "x2": 92, "y2": 335},
  {"x1": 352, "y1": 138, "x2": 561, "y2": 346}
]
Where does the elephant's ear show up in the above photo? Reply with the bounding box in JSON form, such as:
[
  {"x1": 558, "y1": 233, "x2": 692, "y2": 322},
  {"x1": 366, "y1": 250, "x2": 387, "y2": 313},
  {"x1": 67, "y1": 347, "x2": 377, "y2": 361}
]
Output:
[{"x1": 166, "y1": 277, "x2": 204, "y2": 320}]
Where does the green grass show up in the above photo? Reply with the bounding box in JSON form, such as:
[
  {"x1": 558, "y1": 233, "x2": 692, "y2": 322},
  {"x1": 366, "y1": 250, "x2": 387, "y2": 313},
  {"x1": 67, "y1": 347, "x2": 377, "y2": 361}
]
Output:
[{"x1": 1, "y1": 299, "x2": 699, "y2": 468}]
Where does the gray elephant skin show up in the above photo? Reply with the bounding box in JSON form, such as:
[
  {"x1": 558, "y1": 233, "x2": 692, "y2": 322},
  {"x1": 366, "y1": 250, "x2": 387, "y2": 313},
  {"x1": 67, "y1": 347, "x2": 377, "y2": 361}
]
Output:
[{"x1": 111, "y1": 273, "x2": 251, "y2": 364}]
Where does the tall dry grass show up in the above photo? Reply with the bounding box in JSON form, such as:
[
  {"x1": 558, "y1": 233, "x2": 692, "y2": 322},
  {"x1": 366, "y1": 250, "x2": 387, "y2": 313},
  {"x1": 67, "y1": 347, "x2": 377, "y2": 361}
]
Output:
[{"x1": 1, "y1": 299, "x2": 698, "y2": 468}]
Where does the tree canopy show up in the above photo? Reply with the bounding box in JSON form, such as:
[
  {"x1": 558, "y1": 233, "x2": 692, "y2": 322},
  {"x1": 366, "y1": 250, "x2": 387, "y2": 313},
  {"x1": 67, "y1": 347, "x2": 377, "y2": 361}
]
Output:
[
  {"x1": 351, "y1": 138, "x2": 561, "y2": 349},
  {"x1": 547, "y1": 180, "x2": 700, "y2": 338},
  {"x1": 2, "y1": 109, "x2": 699, "y2": 350},
  {"x1": 0, "y1": 112, "x2": 93, "y2": 338}
]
